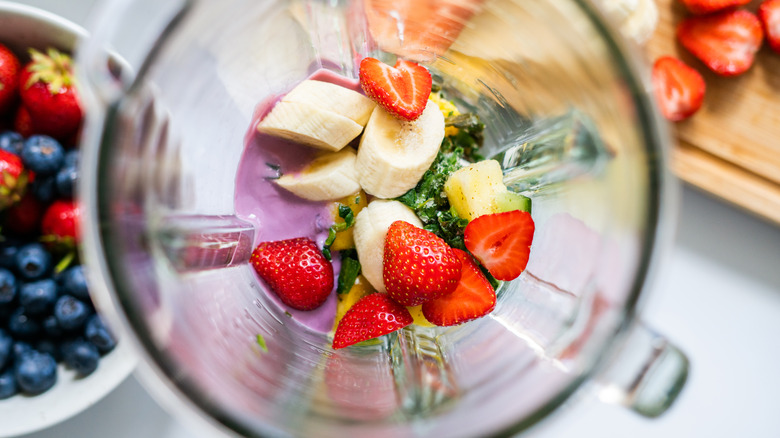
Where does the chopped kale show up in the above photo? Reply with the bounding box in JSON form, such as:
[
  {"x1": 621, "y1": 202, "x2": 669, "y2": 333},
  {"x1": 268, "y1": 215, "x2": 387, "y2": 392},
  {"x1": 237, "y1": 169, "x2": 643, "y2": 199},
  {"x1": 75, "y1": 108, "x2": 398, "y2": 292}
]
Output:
[
  {"x1": 336, "y1": 249, "x2": 361, "y2": 295},
  {"x1": 444, "y1": 113, "x2": 485, "y2": 161},
  {"x1": 322, "y1": 204, "x2": 355, "y2": 260}
]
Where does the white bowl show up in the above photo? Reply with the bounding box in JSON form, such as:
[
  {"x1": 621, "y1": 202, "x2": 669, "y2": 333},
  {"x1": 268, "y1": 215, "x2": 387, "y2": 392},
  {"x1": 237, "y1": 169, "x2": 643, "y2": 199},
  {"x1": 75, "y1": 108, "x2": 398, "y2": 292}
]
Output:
[{"x1": 0, "y1": 2, "x2": 136, "y2": 436}]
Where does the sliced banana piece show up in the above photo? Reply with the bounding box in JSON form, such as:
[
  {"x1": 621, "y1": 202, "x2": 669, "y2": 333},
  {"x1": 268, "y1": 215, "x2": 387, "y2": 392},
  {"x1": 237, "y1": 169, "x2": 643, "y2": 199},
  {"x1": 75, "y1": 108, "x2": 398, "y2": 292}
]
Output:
[
  {"x1": 275, "y1": 148, "x2": 361, "y2": 201},
  {"x1": 356, "y1": 100, "x2": 445, "y2": 199},
  {"x1": 352, "y1": 200, "x2": 422, "y2": 292},
  {"x1": 283, "y1": 80, "x2": 376, "y2": 126},
  {"x1": 258, "y1": 101, "x2": 363, "y2": 151}
]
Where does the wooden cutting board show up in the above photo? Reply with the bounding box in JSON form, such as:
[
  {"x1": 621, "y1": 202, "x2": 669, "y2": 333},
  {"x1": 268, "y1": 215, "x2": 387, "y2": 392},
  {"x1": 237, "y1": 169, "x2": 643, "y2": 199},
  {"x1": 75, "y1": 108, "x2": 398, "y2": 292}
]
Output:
[{"x1": 645, "y1": 0, "x2": 780, "y2": 225}]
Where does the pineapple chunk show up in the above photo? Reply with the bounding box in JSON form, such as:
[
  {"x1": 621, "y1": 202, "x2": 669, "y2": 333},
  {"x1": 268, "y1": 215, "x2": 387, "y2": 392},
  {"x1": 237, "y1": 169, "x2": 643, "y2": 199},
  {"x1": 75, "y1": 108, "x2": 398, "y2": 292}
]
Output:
[
  {"x1": 444, "y1": 159, "x2": 508, "y2": 221},
  {"x1": 429, "y1": 93, "x2": 460, "y2": 137},
  {"x1": 333, "y1": 275, "x2": 375, "y2": 330},
  {"x1": 330, "y1": 190, "x2": 368, "y2": 251},
  {"x1": 407, "y1": 305, "x2": 435, "y2": 327}
]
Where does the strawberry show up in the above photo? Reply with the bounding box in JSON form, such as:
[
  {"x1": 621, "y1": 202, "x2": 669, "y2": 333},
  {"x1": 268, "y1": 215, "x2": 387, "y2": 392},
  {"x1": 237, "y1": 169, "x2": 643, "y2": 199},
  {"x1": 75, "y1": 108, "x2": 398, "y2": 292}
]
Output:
[
  {"x1": 464, "y1": 210, "x2": 535, "y2": 281},
  {"x1": 250, "y1": 237, "x2": 333, "y2": 311},
  {"x1": 13, "y1": 106, "x2": 35, "y2": 138},
  {"x1": 382, "y1": 220, "x2": 461, "y2": 307},
  {"x1": 652, "y1": 56, "x2": 706, "y2": 122},
  {"x1": 0, "y1": 43, "x2": 20, "y2": 115},
  {"x1": 19, "y1": 48, "x2": 83, "y2": 141},
  {"x1": 41, "y1": 199, "x2": 80, "y2": 245},
  {"x1": 332, "y1": 293, "x2": 413, "y2": 349},
  {"x1": 0, "y1": 149, "x2": 31, "y2": 211},
  {"x1": 359, "y1": 57, "x2": 432, "y2": 121},
  {"x1": 678, "y1": 0, "x2": 751, "y2": 15},
  {"x1": 4, "y1": 193, "x2": 43, "y2": 235},
  {"x1": 422, "y1": 248, "x2": 496, "y2": 326},
  {"x1": 759, "y1": 0, "x2": 780, "y2": 53},
  {"x1": 677, "y1": 10, "x2": 764, "y2": 77}
]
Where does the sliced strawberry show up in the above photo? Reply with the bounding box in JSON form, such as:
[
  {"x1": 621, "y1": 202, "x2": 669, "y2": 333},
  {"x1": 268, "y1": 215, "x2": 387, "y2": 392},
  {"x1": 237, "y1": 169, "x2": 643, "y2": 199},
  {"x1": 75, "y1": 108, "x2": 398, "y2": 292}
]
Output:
[
  {"x1": 359, "y1": 57, "x2": 432, "y2": 121},
  {"x1": 652, "y1": 56, "x2": 706, "y2": 122},
  {"x1": 383, "y1": 220, "x2": 461, "y2": 307},
  {"x1": 19, "y1": 48, "x2": 83, "y2": 141},
  {"x1": 464, "y1": 210, "x2": 535, "y2": 281},
  {"x1": 677, "y1": 9, "x2": 764, "y2": 77},
  {"x1": 332, "y1": 293, "x2": 413, "y2": 349},
  {"x1": 678, "y1": 0, "x2": 751, "y2": 15},
  {"x1": 250, "y1": 237, "x2": 333, "y2": 311},
  {"x1": 0, "y1": 43, "x2": 20, "y2": 116},
  {"x1": 422, "y1": 248, "x2": 495, "y2": 326},
  {"x1": 760, "y1": 0, "x2": 780, "y2": 53}
]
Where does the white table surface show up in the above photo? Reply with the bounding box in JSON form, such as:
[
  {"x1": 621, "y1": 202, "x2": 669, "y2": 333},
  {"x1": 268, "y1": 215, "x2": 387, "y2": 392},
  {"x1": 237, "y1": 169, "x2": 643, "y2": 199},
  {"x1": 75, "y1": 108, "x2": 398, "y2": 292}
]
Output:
[{"x1": 11, "y1": 0, "x2": 780, "y2": 437}]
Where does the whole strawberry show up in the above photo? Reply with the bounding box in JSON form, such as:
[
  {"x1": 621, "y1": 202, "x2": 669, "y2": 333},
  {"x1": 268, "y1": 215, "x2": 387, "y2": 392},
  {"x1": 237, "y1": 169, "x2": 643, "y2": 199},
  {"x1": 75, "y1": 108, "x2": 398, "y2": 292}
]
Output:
[
  {"x1": 19, "y1": 48, "x2": 83, "y2": 141},
  {"x1": 332, "y1": 293, "x2": 413, "y2": 349},
  {"x1": 0, "y1": 43, "x2": 21, "y2": 116},
  {"x1": 4, "y1": 193, "x2": 43, "y2": 236},
  {"x1": 0, "y1": 149, "x2": 31, "y2": 211},
  {"x1": 382, "y1": 220, "x2": 461, "y2": 307},
  {"x1": 250, "y1": 237, "x2": 333, "y2": 311},
  {"x1": 41, "y1": 199, "x2": 80, "y2": 247}
]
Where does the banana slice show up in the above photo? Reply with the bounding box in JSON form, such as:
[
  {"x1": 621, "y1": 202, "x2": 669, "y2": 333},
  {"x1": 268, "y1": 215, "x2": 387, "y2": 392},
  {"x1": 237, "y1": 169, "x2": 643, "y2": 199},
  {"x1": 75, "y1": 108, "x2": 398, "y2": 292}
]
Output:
[
  {"x1": 283, "y1": 80, "x2": 376, "y2": 126},
  {"x1": 356, "y1": 100, "x2": 445, "y2": 199},
  {"x1": 352, "y1": 200, "x2": 422, "y2": 292},
  {"x1": 275, "y1": 148, "x2": 361, "y2": 201},
  {"x1": 258, "y1": 101, "x2": 363, "y2": 151}
]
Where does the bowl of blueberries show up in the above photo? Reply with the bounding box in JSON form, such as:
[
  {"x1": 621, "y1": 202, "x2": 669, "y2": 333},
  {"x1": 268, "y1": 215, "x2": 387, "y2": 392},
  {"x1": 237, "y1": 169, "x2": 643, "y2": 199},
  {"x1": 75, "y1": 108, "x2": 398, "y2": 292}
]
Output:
[{"x1": 0, "y1": 2, "x2": 136, "y2": 436}]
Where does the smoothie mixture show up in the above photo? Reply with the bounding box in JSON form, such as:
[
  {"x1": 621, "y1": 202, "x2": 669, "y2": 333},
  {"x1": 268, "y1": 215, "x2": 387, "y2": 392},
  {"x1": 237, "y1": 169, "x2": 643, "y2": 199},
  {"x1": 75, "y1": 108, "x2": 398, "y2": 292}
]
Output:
[{"x1": 234, "y1": 57, "x2": 535, "y2": 348}]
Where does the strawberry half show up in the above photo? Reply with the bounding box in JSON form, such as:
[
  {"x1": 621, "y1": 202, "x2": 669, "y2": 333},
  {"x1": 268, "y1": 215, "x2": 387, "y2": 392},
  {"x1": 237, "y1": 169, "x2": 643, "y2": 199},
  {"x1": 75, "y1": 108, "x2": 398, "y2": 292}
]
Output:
[
  {"x1": 383, "y1": 220, "x2": 461, "y2": 307},
  {"x1": 652, "y1": 56, "x2": 706, "y2": 122},
  {"x1": 464, "y1": 210, "x2": 535, "y2": 281},
  {"x1": 332, "y1": 293, "x2": 413, "y2": 349},
  {"x1": 359, "y1": 57, "x2": 432, "y2": 121},
  {"x1": 678, "y1": 0, "x2": 751, "y2": 15},
  {"x1": 422, "y1": 248, "x2": 496, "y2": 327},
  {"x1": 0, "y1": 149, "x2": 31, "y2": 211},
  {"x1": 250, "y1": 237, "x2": 334, "y2": 311},
  {"x1": 677, "y1": 9, "x2": 764, "y2": 77},
  {"x1": 760, "y1": 0, "x2": 780, "y2": 53},
  {"x1": 19, "y1": 48, "x2": 83, "y2": 141},
  {"x1": 0, "y1": 43, "x2": 20, "y2": 115}
]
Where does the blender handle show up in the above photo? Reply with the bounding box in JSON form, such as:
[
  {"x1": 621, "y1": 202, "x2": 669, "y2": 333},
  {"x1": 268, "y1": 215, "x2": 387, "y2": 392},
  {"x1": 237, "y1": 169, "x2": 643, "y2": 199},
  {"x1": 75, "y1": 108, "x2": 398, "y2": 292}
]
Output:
[{"x1": 595, "y1": 320, "x2": 689, "y2": 417}]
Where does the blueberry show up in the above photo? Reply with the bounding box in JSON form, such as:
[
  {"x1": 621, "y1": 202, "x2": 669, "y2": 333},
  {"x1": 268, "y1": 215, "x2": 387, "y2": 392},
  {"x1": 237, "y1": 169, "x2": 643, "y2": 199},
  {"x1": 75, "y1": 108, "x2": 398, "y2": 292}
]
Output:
[
  {"x1": 0, "y1": 368, "x2": 18, "y2": 399},
  {"x1": 60, "y1": 265, "x2": 89, "y2": 301},
  {"x1": 12, "y1": 340, "x2": 33, "y2": 360},
  {"x1": 63, "y1": 339, "x2": 99, "y2": 377},
  {"x1": 31, "y1": 174, "x2": 57, "y2": 203},
  {"x1": 7, "y1": 308, "x2": 41, "y2": 339},
  {"x1": 14, "y1": 350, "x2": 57, "y2": 395},
  {"x1": 14, "y1": 243, "x2": 52, "y2": 281},
  {"x1": 54, "y1": 295, "x2": 91, "y2": 331},
  {"x1": 55, "y1": 163, "x2": 78, "y2": 198},
  {"x1": 35, "y1": 339, "x2": 61, "y2": 362},
  {"x1": 21, "y1": 135, "x2": 65, "y2": 176},
  {"x1": 0, "y1": 131, "x2": 23, "y2": 156},
  {"x1": 0, "y1": 329, "x2": 12, "y2": 369},
  {"x1": 42, "y1": 314, "x2": 63, "y2": 338},
  {"x1": 0, "y1": 239, "x2": 20, "y2": 270},
  {"x1": 0, "y1": 268, "x2": 17, "y2": 305},
  {"x1": 85, "y1": 314, "x2": 117, "y2": 354},
  {"x1": 19, "y1": 279, "x2": 58, "y2": 316},
  {"x1": 63, "y1": 149, "x2": 79, "y2": 168}
]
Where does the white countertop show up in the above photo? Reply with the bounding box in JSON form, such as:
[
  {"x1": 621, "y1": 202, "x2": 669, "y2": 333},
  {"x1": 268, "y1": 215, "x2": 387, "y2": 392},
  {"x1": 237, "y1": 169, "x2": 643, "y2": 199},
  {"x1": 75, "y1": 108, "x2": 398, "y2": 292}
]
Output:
[{"x1": 11, "y1": 0, "x2": 780, "y2": 436}]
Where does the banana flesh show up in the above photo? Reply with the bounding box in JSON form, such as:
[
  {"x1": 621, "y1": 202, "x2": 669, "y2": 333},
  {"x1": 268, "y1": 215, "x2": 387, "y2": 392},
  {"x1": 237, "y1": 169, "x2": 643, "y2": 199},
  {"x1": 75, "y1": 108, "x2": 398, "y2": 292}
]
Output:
[
  {"x1": 352, "y1": 200, "x2": 422, "y2": 293},
  {"x1": 356, "y1": 100, "x2": 445, "y2": 199},
  {"x1": 257, "y1": 101, "x2": 363, "y2": 152},
  {"x1": 283, "y1": 80, "x2": 377, "y2": 126},
  {"x1": 275, "y1": 148, "x2": 361, "y2": 201}
]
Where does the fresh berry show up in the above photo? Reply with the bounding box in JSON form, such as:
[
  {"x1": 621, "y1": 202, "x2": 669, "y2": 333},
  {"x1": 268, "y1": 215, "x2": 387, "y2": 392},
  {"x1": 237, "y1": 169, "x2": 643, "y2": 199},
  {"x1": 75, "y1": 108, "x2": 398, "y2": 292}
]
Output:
[
  {"x1": 760, "y1": 0, "x2": 780, "y2": 53},
  {"x1": 0, "y1": 368, "x2": 16, "y2": 399},
  {"x1": 7, "y1": 307, "x2": 41, "y2": 339},
  {"x1": 41, "y1": 199, "x2": 81, "y2": 246},
  {"x1": 332, "y1": 293, "x2": 413, "y2": 349},
  {"x1": 4, "y1": 193, "x2": 44, "y2": 235},
  {"x1": 359, "y1": 57, "x2": 432, "y2": 121},
  {"x1": 422, "y1": 249, "x2": 496, "y2": 326},
  {"x1": 55, "y1": 161, "x2": 77, "y2": 197},
  {"x1": 0, "y1": 268, "x2": 17, "y2": 305},
  {"x1": 0, "y1": 44, "x2": 20, "y2": 115},
  {"x1": 21, "y1": 135, "x2": 64, "y2": 175},
  {"x1": 677, "y1": 10, "x2": 764, "y2": 77},
  {"x1": 250, "y1": 237, "x2": 334, "y2": 311},
  {"x1": 85, "y1": 315, "x2": 117, "y2": 353},
  {"x1": 60, "y1": 265, "x2": 89, "y2": 300},
  {"x1": 30, "y1": 174, "x2": 56, "y2": 202},
  {"x1": 19, "y1": 279, "x2": 58, "y2": 316},
  {"x1": 14, "y1": 242, "x2": 52, "y2": 280},
  {"x1": 0, "y1": 148, "x2": 31, "y2": 211},
  {"x1": 652, "y1": 56, "x2": 706, "y2": 122},
  {"x1": 382, "y1": 220, "x2": 461, "y2": 306},
  {"x1": 54, "y1": 295, "x2": 92, "y2": 331},
  {"x1": 464, "y1": 210, "x2": 535, "y2": 281},
  {"x1": 13, "y1": 106, "x2": 34, "y2": 138},
  {"x1": 0, "y1": 329, "x2": 12, "y2": 368},
  {"x1": 0, "y1": 131, "x2": 23, "y2": 155},
  {"x1": 678, "y1": 0, "x2": 751, "y2": 15},
  {"x1": 19, "y1": 48, "x2": 83, "y2": 140},
  {"x1": 42, "y1": 315, "x2": 63, "y2": 338},
  {"x1": 14, "y1": 349, "x2": 57, "y2": 395},
  {"x1": 63, "y1": 338, "x2": 100, "y2": 377}
]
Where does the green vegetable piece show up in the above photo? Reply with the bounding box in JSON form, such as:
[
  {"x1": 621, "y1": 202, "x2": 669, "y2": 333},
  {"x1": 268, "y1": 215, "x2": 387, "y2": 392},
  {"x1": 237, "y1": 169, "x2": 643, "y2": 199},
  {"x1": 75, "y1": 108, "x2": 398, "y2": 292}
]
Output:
[
  {"x1": 495, "y1": 191, "x2": 532, "y2": 214},
  {"x1": 256, "y1": 334, "x2": 268, "y2": 352},
  {"x1": 336, "y1": 250, "x2": 362, "y2": 295}
]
